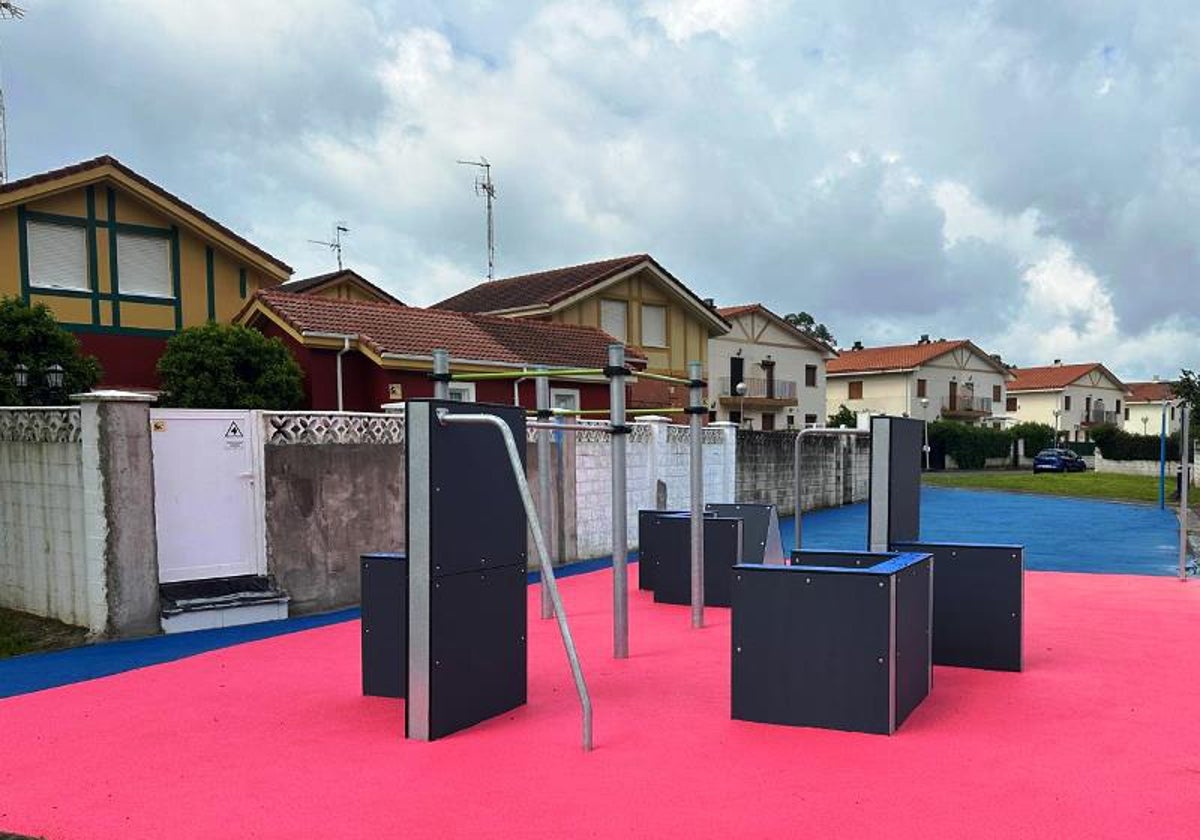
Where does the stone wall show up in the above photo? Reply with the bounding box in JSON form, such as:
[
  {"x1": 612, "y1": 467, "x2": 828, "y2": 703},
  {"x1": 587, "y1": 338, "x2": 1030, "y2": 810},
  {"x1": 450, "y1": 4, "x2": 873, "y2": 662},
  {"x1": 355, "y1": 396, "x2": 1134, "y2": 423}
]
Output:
[
  {"x1": 736, "y1": 430, "x2": 870, "y2": 513},
  {"x1": 1095, "y1": 445, "x2": 1199, "y2": 485}
]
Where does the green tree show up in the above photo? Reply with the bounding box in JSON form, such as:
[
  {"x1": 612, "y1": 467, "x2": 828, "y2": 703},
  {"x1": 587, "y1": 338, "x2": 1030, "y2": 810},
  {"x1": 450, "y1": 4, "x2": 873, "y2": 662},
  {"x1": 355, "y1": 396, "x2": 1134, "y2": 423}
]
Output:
[
  {"x1": 0, "y1": 297, "x2": 101, "y2": 406},
  {"x1": 1173, "y1": 370, "x2": 1200, "y2": 435},
  {"x1": 1008, "y1": 421, "x2": 1055, "y2": 455},
  {"x1": 157, "y1": 322, "x2": 305, "y2": 409},
  {"x1": 783, "y1": 311, "x2": 836, "y2": 346},
  {"x1": 827, "y1": 404, "x2": 857, "y2": 428}
]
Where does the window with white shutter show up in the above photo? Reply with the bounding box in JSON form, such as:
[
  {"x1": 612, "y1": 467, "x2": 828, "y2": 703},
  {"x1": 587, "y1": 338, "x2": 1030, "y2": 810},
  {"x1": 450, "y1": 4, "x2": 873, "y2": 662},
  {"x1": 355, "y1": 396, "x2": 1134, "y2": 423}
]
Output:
[
  {"x1": 116, "y1": 232, "x2": 172, "y2": 297},
  {"x1": 641, "y1": 304, "x2": 667, "y2": 347},
  {"x1": 600, "y1": 299, "x2": 627, "y2": 342},
  {"x1": 27, "y1": 221, "x2": 88, "y2": 291}
]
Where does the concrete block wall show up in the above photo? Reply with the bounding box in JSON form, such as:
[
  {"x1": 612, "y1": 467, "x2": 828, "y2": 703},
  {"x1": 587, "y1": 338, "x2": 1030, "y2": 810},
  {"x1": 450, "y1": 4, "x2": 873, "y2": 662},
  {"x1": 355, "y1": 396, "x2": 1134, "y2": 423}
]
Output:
[
  {"x1": 736, "y1": 430, "x2": 870, "y2": 513},
  {"x1": 1095, "y1": 445, "x2": 1200, "y2": 486}
]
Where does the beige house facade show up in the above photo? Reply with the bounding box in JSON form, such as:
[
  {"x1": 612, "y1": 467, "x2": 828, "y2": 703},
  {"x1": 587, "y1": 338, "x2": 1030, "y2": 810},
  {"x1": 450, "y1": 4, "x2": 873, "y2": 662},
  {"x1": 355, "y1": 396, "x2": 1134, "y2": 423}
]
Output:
[
  {"x1": 1007, "y1": 362, "x2": 1127, "y2": 441},
  {"x1": 1123, "y1": 380, "x2": 1181, "y2": 436},
  {"x1": 826, "y1": 338, "x2": 1012, "y2": 426},
  {"x1": 708, "y1": 304, "x2": 836, "y2": 429}
]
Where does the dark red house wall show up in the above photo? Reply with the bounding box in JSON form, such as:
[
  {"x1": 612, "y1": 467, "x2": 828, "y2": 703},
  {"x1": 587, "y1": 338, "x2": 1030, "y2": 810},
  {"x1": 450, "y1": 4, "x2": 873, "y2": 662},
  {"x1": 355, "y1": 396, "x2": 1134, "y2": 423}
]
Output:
[{"x1": 77, "y1": 333, "x2": 169, "y2": 390}]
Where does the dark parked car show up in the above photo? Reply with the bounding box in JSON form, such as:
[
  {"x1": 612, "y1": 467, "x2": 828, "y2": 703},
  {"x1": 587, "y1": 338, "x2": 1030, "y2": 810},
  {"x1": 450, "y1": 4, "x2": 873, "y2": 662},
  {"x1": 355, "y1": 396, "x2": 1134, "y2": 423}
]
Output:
[{"x1": 1032, "y1": 448, "x2": 1088, "y2": 473}]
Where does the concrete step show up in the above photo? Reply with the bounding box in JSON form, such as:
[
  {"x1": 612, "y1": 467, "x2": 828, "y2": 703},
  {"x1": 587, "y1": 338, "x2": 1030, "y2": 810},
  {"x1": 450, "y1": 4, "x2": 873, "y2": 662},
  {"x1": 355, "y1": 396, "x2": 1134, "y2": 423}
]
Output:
[{"x1": 160, "y1": 575, "x2": 289, "y2": 634}]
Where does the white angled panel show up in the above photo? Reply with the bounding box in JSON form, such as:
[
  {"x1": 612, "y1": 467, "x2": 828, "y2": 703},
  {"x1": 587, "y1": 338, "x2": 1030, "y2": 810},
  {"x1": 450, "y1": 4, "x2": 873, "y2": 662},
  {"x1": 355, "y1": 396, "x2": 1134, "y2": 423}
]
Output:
[
  {"x1": 116, "y1": 232, "x2": 172, "y2": 296},
  {"x1": 27, "y1": 221, "x2": 88, "y2": 291}
]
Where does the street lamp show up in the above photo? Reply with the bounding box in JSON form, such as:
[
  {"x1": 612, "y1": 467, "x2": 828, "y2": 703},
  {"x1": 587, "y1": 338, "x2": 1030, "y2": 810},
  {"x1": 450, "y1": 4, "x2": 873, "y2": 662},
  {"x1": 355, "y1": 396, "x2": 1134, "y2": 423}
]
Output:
[
  {"x1": 735, "y1": 381, "x2": 748, "y2": 429},
  {"x1": 919, "y1": 396, "x2": 930, "y2": 470},
  {"x1": 1142, "y1": 416, "x2": 1149, "y2": 436},
  {"x1": 1053, "y1": 409, "x2": 1061, "y2": 443},
  {"x1": 46, "y1": 364, "x2": 64, "y2": 390}
]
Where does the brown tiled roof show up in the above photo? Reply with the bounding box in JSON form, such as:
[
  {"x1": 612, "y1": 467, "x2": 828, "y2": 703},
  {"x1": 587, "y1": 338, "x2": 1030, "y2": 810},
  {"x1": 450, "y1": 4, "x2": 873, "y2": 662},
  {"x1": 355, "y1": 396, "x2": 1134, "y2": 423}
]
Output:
[
  {"x1": 1125, "y1": 380, "x2": 1176, "y2": 403},
  {"x1": 827, "y1": 340, "x2": 973, "y2": 374},
  {"x1": 1008, "y1": 363, "x2": 1124, "y2": 392},
  {"x1": 281, "y1": 269, "x2": 405, "y2": 305},
  {"x1": 248, "y1": 289, "x2": 647, "y2": 369},
  {"x1": 715, "y1": 303, "x2": 836, "y2": 354},
  {"x1": 0, "y1": 155, "x2": 292, "y2": 274},
  {"x1": 434, "y1": 254, "x2": 651, "y2": 312}
]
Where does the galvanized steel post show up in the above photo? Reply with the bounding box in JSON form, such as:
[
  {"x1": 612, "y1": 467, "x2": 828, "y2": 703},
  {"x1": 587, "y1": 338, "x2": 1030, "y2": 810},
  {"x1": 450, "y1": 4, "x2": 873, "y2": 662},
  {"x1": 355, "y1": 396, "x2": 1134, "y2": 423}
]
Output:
[
  {"x1": 536, "y1": 370, "x2": 555, "y2": 618},
  {"x1": 608, "y1": 344, "x2": 629, "y2": 658},
  {"x1": 432, "y1": 349, "x2": 450, "y2": 400},
  {"x1": 1180, "y1": 403, "x2": 1190, "y2": 582},
  {"x1": 688, "y1": 360, "x2": 705, "y2": 628}
]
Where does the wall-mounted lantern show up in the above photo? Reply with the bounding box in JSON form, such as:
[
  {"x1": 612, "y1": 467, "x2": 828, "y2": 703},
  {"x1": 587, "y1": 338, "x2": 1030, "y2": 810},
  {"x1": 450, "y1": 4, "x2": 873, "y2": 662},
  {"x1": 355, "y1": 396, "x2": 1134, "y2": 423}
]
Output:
[
  {"x1": 13, "y1": 363, "x2": 28, "y2": 388},
  {"x1": 46, "y1": 364, "x2": 65, "y2": 390}
]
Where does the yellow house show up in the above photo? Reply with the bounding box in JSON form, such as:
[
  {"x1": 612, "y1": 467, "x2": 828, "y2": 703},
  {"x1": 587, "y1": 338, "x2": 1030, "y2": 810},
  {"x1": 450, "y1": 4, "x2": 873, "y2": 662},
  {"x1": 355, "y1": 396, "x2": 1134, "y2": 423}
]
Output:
[
  {"x1": 433, "y1": 254, "x2": 730, "y2": 407},
  {"x1": 0, "y1": 155, "x2": 292, "y2": 387}
]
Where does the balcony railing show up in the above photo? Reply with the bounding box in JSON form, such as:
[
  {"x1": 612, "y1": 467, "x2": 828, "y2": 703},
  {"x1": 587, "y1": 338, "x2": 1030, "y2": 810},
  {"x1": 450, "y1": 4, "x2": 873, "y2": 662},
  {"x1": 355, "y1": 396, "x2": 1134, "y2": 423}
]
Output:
[
  {"x1": 718, "y1": 376, "x2": 797, "y2": 400},
  {"x1": 1081, "y1": 410, "x2": 1119, "y2": 426},
  {"x1": 940, "y1": 394, "x2": 993, "y2": 416}
]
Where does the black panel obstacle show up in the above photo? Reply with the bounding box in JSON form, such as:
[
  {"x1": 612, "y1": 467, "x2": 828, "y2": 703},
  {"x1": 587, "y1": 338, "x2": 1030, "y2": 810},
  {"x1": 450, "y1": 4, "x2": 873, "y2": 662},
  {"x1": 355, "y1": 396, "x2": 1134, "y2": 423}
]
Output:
[
  {"x1": 893, "y1": 541, "x2": 1024, "y2": 671},
  {"x1": 731, "y1": 550, "x2": 932, "y2": 735},
  {"x1": 868, "y1": 416, "x2": 924, "y2": 550},
  {"x1": 405, "y1": 399, "x2": 528, "y2": 741},
  {"x1": 360, "y1": 552, "x2": 407, "y2": 699},
  {"x1": 650, "y1": 514, "x2": 742, "y2": 607},
  {"x1": 704, "y1": 503, "x2": 785, "y2": 564},
  {"x1": 637, "y1": 509, "x2": 686, "y2": 591}
]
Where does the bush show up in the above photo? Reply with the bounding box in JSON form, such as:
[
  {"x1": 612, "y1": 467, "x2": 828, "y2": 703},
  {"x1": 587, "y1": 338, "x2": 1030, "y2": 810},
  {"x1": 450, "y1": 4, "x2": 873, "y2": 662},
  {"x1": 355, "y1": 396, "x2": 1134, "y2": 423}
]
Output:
[
  {"x1": 1089, "y1": 423, "x2": 1180, "y2": 461},
  {"x1": 827, "y1": 404, "x2": 857, "y2": 428},
  {"x1": 928, "y1": 420, "x2": 1012, "y2": 469},
  {"x1": 0, "y1": 297, "x2": 101, "y2": 405},
  {"x1": 157, "y1": 323, "x2": 305, "y2": 409},
  {"x1": 1009, "y1": 422, "x2": 1055, "y2": 456}
]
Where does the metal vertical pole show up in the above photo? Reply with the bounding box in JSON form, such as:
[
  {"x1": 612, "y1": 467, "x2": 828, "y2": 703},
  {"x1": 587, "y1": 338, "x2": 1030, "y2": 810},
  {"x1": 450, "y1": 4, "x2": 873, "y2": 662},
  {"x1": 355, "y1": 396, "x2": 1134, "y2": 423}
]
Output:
[
  {"x1": 1160, "y1": 402, "x2": 1168, "y2": 510},
  {"x1": 432, "y1": 349, "x2": 450, "y2": 400},
  {"x1": 608, "y1": 344, "x2": 629, "y2": 658},
  {"x1": 1180, "y1": 403, "x2": 1190, "y2": 581},
  {"x1": 688, "y1": 360, "x2": 705, "y2": 628},
  {"x1": 536, "y1": 370, "x2": 554, "y2": 618}
]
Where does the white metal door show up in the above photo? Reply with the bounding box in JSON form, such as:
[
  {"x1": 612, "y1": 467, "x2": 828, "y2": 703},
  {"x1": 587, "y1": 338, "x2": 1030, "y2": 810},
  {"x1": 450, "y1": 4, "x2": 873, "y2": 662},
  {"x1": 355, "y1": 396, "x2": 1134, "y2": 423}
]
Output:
[{"x1": 151, "y1": 409, "x2": 261, "y2": 582}]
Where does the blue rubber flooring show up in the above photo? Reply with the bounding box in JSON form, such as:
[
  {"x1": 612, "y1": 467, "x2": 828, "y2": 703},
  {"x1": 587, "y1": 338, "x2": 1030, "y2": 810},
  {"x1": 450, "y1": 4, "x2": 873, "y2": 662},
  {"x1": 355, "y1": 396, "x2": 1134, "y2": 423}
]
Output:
[{"x1": 783, "y1": 486, "x2": 1181, "y2": 577}]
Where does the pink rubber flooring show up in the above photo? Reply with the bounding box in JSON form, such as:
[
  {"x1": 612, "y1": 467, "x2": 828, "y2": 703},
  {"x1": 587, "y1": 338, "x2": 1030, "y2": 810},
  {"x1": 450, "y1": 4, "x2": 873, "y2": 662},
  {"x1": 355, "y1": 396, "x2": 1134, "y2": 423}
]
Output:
[{"x1": 2, "y1": 570, "x2": 1199, "y2": 839}]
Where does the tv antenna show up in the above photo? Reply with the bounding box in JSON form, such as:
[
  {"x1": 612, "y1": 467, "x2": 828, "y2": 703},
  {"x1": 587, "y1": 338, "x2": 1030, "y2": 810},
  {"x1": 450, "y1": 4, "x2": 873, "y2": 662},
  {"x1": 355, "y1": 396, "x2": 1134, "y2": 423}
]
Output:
[
  {"x1": 309, "y1": 222, "x2": 349, "y2": 271},
  {"x1": 0, "y1": 1, "x2": 25, "y2": 186},
  {"x1": 457, "y1": 157, "x2": 496, "y2": 280}
]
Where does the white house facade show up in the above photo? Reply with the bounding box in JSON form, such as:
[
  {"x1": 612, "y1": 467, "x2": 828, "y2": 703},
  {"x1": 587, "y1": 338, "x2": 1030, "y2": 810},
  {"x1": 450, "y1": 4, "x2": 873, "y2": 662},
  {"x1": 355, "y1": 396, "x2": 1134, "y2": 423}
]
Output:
[
  {"x1": 825, "y1": 338, "x2": 1012, "y2": 426},
  {"x1": 1123, "y1": 380, "x2": 1182, "y2": 436},
  {"x1": 708, "y1": 304, "x2": 836, "y2": 430},
  {"x1": 1007, "y1": 362, "x2": 1127, "y2": 441}
]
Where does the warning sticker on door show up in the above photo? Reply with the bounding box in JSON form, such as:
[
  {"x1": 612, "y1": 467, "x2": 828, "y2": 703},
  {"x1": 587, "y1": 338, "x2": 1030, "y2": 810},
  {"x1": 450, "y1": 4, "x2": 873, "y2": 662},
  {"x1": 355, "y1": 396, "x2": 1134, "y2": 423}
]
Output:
[{"x1": 225, "y1": 421, "x2": 245, "y2": 448}]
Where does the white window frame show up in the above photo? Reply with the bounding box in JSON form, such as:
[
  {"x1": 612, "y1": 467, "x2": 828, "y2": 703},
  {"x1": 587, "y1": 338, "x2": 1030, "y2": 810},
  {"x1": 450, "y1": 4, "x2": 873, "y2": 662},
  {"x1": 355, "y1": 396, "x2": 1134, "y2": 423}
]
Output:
[
  {"x1": 115, "y1": 231, "x2": 173, "y2": 298},
  {"x1": 550, "y1": 388, "x2": 581, "y2": 413},
  {"x1": 26, "y1": 220, "x2": 89, "y2": 292},
  {"x1": 600, "y1": 299, "x2": 628, "y2": 342},
  {"x1": 447, "y1": 382, "x2": 476, "y2": 402},
  {"x1": 640, "y1": 303, "x2": 667, "y2": 348}
]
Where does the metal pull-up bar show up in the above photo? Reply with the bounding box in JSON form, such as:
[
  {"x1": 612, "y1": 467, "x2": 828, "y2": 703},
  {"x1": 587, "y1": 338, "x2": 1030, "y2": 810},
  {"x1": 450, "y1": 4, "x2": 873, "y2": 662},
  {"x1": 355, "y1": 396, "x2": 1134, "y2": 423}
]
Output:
[
  {"x1": 793, "y1": 426, "x2": 870, "y2": 549},
  {"x1": 435, "y1": 408, "x2": 594, "y2": 751}
]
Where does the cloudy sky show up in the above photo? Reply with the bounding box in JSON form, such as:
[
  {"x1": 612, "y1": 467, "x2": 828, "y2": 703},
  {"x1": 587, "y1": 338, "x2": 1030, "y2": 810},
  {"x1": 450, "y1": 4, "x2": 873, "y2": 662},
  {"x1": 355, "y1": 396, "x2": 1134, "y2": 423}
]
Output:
[{"x1": 3, "y1": 1, "x2": 1197, "y2": 378}]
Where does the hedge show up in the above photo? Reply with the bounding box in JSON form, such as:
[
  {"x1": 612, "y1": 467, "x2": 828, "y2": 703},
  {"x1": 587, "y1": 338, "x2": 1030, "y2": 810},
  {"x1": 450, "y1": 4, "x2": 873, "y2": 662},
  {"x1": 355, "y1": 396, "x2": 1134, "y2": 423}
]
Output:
[
  {"x1": 1089, "y1": 423, "x2": 1181, "y2": 461},
  {"x1": 928, "y1": 421, "x2": 1013, "y2": 470},
  {"x1": 1008, "y1": 422, "x2": 1055, "y2": 455}
]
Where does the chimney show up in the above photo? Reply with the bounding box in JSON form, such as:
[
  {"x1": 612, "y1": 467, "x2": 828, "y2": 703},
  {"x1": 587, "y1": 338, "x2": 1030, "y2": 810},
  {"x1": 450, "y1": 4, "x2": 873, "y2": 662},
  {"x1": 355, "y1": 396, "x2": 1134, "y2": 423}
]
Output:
[
  {"x1": 852, "y1": 340, "x2": 864, "y2": 351},
  {"x1": 990, "y1": 354, "x2": 1002, "y2": 362},
  {"x1": 1053, "y1": 359, "x2": 1062, "y2": 366},
  {"x1": 918, "y1": 334, "x2": 930, "y2": 344},
  {"x1": 1152, "y1": 374, "x2": 1160, "y2": 382},
  {"x1": 702, "y1": 297, "x2": 714, "y2": 308}
]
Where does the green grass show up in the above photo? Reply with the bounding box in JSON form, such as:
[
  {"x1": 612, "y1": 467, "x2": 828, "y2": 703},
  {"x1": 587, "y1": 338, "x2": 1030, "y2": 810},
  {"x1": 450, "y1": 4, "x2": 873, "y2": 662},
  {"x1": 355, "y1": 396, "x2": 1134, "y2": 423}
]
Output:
[
  {"x1": 922, "y1": 469, "x2": 1166, "y2": 504},
  {"x1": 0, "y1": 607, "x2": 87, "y2": 659}
]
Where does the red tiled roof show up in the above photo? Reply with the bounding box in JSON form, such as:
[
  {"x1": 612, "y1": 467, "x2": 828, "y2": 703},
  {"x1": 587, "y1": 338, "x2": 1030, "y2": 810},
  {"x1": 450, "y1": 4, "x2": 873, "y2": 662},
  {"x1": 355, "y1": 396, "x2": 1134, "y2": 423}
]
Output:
[
  {"x1": 248, "y1": 289, "x2": 647, "y2": 369},
  {"x1": 0, "y1": 155, "x2": 292, "y2": 274},
  {"x1": 715, "y1": 303, "x2": 836, "y2": 354},
  {"x1": 281, "y1": 269, "x2": 405, "y2": 305},
  {"x1": 433, "y1": 254, "x2": 651, "y2": 312},
  {"x1": 1125, "y1": 380, "x2": 1176, "y2": 403},
  {"x1": 827, "y1": 340, "x2": 973, "y2": 374},
  {"x1": 1007, "y1": 363, "x2": 1122, "y2": 392}
]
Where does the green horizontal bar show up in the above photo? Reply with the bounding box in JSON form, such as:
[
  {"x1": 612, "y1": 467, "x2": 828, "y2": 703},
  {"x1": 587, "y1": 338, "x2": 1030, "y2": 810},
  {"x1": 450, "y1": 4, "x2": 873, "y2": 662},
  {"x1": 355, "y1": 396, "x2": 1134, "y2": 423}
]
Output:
[
  {"x1": 632, "y1": 370, "x2": 699, "y2": 386},
  {"x1": 450, "y1": 368, "x2": 605, "y2": 381}
]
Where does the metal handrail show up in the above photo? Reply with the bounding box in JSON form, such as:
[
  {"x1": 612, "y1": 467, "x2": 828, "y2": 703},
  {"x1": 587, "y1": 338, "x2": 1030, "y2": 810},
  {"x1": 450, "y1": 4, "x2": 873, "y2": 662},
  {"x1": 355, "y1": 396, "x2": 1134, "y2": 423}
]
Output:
[
  {"x1": 436, "y1": 409, "x2": 594, "y2": 751},
  {"x1": 793, "y1": 426, "x2": 870, "y2": 548}
]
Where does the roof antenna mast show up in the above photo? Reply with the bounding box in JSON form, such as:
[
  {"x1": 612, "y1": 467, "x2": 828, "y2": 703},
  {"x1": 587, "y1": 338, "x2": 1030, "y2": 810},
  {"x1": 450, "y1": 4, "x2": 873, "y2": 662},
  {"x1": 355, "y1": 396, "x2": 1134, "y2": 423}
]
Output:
[
  {"x1": 0, "y1": 1, "x2": 26, "y2": 185},
  {"x1": 457, "y1": 157, "x2": 496, "y2": 280},
  {"x1": 308, "y1": 222, "x2": 349, "y2": 271}
]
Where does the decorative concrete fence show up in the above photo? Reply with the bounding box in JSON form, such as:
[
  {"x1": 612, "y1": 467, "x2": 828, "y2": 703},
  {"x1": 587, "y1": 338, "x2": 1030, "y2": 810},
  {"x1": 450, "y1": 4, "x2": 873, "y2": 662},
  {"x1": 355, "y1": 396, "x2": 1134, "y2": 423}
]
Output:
[
  {"x1": 0, "y1": 393, "x2": 159, "y2": 637},
  {"x1": 736, "y1": 430, "x2": 870, "y2": 514}
]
